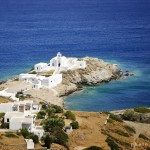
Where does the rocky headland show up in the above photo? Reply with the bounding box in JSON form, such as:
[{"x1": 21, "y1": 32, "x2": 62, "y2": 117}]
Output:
[
  {"x1": 0, "y1": 56, "x2": 134, "y2": 107},
  {"x1": 55, "y1": 57, "x2": 133, "y2": 97}
]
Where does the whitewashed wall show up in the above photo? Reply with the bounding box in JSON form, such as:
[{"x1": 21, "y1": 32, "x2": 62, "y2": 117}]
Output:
[
  {"x1": 9, "y1": 121, "x2": 22, "y2": 130},
  {"x1": 0, "y1": 103, "x2": 13, "y2": 113}
]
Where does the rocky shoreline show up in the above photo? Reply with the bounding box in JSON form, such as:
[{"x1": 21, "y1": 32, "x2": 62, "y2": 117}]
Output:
[
  {"x1": 0, "y1": 56, "x2": 134, "y2": 107},
  {"x1": 54, "y1": 57, "x2": 134, "y2": 97}
]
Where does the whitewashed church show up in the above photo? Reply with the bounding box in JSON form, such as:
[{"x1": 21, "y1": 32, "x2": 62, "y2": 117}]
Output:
[{"x1": 19, "y1": 52, "x2": 86, "y2": 89}]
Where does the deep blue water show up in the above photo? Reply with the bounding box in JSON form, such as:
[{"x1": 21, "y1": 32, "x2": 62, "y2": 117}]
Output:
[{"x1": 0, "y1": 0, "x2": 150, "y2": 111}]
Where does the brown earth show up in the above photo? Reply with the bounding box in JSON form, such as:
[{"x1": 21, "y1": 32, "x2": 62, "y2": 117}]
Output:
[
  {"x1": 0, "y1": 96, "x2": 13, "y2": 103},
  {"x1": 68, "y1": 112, "x2": 109, "y2": 150},
  {"x1": 0, "y1": 132, "x2": 26, "y2": 150}
]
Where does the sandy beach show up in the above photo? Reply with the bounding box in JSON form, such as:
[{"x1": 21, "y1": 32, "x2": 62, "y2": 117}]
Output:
[{"x1": 0, "y1": 79, "x2": 63, "y2": 106}]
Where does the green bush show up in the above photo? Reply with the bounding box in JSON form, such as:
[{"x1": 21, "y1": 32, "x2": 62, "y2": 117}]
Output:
[
  {"x1": 43, "y1": 118, "x2": 65, "y2": 132},
  {"x1": 53, "y1": 128, "x2": 68, "y2": 147},
  {"x1": 114, "y1": 129, "x2": 130, "y2": 137},
  {"x1": 107, "y1": 118, "x2": 114, "y2": 123},
  {"x1": 51, "y1": 105, "x2": 63, "y2": 113},
  {"x1": 134, "y1": 107, "x2": 150, "y2": 113},
  {"x1": 0, "y1": 113, "x2": 5, "y2": 118},
  {"x1": 109, "y1": 113, "x2": 123, "y2": 122},
  {"x1": 106, "y1": 134, "x2": 131, "y2": 148},
  {"x1": 124, "y1": 125, "x2": 136, "y2": 134},
  {"x1": 5, "y1": 132, "x2": 18, "y2": 138},
  {"x1": 64, "y1": 111, "x2": 76, "y2": 121},
  {"x1": 70, "y1": 121, "x2": 79, "y2": 129},
  {"x1": 36, "y1": 111, "x2": 46, "y2": 119},
  {"x1": 1, "y1": 120, "x2": 9, "y2": 128},
  {"x1": 105, "y1": 137, "x2": 120, "y2": 150},
  {"x1": 29, "y1": 71, "x2": 36, "y2": 74},
  {"x1": 1, "y1": 122, "x2": 9, "y2": 129},
  {"x1": 20, "y1": 128, "x2": 29, "y2": 138},
  {"x1": 122, "y1": 110, "x2": 140, "y2": 121},
  {"x1": 16, "y1": 130, "x2": 21, "y2": 136},
  {"x1": 83, "y1": 146, "x2": 103, "y2": 150},
  {"x1": 44, "y1": 134, "x2": 52, "y2": 149},
  {"x1": 20, "y1": 128, "x2": 39, "y2": 143},
  {"x1": 46, "y1": 107, "x2": 56, "y2": 118},
  {"x1": 139, "y1": 134, "x2": 149, "y2": 140},
  {"x1": 27, "y1": 133, "x2": 39, "y2": 143}
]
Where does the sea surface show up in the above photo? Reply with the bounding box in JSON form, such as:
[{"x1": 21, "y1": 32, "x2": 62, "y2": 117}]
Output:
[{"x1": 0, "y1": 0, "x2": 150, "y2": 111}]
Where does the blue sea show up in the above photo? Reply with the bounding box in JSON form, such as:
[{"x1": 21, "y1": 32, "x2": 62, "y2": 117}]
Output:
[{"x1": 0, "y1": 0, "x2": 150, "y2": 111}]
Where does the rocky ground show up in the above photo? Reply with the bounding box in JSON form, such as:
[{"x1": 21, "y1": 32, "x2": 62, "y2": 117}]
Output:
[
  {"x1": 0, "y1": 57, "x2": 133, "y2": 107},
  {"x1": 55, "y1": 57, "x2": 133, "y2": 97}
]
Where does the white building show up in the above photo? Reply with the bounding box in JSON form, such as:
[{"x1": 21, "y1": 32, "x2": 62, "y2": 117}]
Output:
[
  {"x1": 19, "y1": 74, "x2": 62, "y2": 89},
  {"x1": 4, "y1": 112, "x2": 44, "y2": 138},
  {"x1": 34, "y1": 52, "x2": 86, "y2": 73},
  {"x1": 31, "y1": 126, "x2": 44, "y2": 138},
  {"x1": 2, "y1": 100, "x2": 44, "y2": 138},
  {"x1": 34, "y1": 63, "x2": 48, "y2": 73},
  {"x1": 49, "y1": 52, "x2": 86, "y2": 71},
  {"x1": 0, "y1": 89, "x2": 19, "y2": 101},
  {"x1": 19, "y1": 52, "x2": 86, "y2": 89},
  {"x1": 9, "y1": 114, "x2": 34, "y2": 131},
  {"x1": 26, "y1": 139, "x2": 34, "y2": 149},
  {"x1": 0, "y1": 100, "x2": 40, "y2": 113}
]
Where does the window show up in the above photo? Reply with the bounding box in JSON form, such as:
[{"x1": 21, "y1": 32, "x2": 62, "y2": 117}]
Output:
[{"x1": 7, "y1": 118, "x2": 9, "y2": 123}]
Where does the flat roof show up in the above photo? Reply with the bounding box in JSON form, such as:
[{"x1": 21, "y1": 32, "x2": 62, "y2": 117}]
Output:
[{"x1": 35, "y1": 62, "x2": 47, "y2": 66}]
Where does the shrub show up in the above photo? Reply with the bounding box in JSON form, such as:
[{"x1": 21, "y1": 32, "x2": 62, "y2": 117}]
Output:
[
  {"x1": 5, "y1": 132, "x2": 18, "y2": 138},
  {"x1": 109, "y1": 113, "x2": 123, "y2": 122},
  {"x1": 107, "y1": 118, "x2": 114, "y2": 123},
  {"x1": 41, "y1": 104, "x2": 49, "y2": 109},
  {"x1": 46, "y1": 107, "x2": 56, "y2": 118},
  {"x1": 134, "y1": 107, "x2": 150, "y2": 113},
  {"x1": 36, "y1": 111, "x2": 46, "y2": 119},
  {"x1": 44, "y1": 135, "x2": 52, "y2": 149},
  {"x1": 20, "y1": 128, "x2": 29, "y2": 138},
  {"x1": 122, "y1": 110, "x2": 140, "y2": 121},
  {"x1": 27, "y1": 133, "x2": 39, "y2": 143},
  {"x1": 124, "y1": 125, "x2": 136, "y2": 134},
  {"x1": 1, "y1": 122, "x2": 9, "y2": 129},
  {"x1": 53, "y1": 128, "x2": 68, "y2": 147},
  {"x1": 64, "y1": 111, "x2": 76, "y2": 121},
  {"x1": 139, "y1": 134, "x2": 149, "y2": 140},
  {"x1": 43, "y1": 118, "x2": 65, "y2": 132},
  {"x1": 70, "y1": 121, "x2": 79, "y2": 129},
  {"x1": 0, "y1": 113, "x2": 5, "y2": 118},
  {"x1": 29, "y1": 71, "x2": 36, "y2": 74},
  {"x1": 51, "y1": 105, "x2": 63, "y2": 113},
  {"x1": 106, "y1": 134, "x2": 131, "y2": 147},
  {"x1": 105, "y1": 137, "x2": 120, "y2": 150},
  {"x1": 114, "y1": 129, "x2": 130, "y2": 137},
  {"x1": 16, "y1": 130, "x2": 21, "y2": 136},
  {"x1": 83, "y1": 146, "x2": 103, "y2": 150},
  {"x1": 20, "y1": 128, "x2": 39, "y2": 143}
]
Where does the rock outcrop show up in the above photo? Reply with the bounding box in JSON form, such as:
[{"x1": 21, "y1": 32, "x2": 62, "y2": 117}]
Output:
[{"x1": 55, "y1": 57, "x2": 133, "y2": 97}]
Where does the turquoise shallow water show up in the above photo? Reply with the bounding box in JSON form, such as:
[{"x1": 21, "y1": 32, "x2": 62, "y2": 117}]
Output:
[{"x1": 65, "y1": 58, "x2": 150, "y2": 111}]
